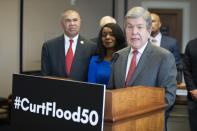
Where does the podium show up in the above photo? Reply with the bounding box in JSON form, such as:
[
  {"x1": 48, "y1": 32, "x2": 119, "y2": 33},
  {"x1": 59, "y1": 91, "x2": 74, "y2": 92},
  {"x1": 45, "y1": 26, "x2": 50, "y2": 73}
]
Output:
[{"x1": 104, "y1": 86, "x2": 168, "y2": 131}]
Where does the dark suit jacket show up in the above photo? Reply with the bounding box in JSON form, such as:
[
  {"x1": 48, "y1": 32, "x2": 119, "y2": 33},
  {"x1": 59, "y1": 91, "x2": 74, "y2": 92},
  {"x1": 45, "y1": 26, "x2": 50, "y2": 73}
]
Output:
[
  {"x1": 108, "y1": 42, "x2": 177, "y2": 109},
  {"x1": 160, "y1": 35, "x2": 183, "y2": 68},
  {"x1": 183, "y1": 38, "x2": 197, "y2": 100},
  {"x1": 41, "y1": 34, "x2": 96, "y2": 82},
  {"x1": 90, "y1": 37, "x2": 98, "y2": 43}
]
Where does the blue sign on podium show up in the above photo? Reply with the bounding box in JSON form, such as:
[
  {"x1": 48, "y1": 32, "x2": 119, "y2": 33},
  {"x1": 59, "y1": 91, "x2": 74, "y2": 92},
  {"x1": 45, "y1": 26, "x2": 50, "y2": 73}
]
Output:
[{"x1": 11, "y1": 74, "x2": 106, "y2": 131}]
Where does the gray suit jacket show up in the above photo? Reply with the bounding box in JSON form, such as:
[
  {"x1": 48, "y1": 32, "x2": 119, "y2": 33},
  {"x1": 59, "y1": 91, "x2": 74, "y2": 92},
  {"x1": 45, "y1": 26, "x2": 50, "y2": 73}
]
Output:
[
  {"x1": 41, "y1": 34, "x2": 96, "y2": 82},
  {"x1": 108, "y1": 42, "x2": 177, "y2": 109}
]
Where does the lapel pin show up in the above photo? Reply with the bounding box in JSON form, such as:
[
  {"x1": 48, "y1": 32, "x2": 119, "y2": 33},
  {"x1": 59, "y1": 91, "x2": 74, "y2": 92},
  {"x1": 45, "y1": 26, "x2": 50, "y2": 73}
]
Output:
[{"x1": 80, "y1": 41, "x2": 84, "y2": 44}]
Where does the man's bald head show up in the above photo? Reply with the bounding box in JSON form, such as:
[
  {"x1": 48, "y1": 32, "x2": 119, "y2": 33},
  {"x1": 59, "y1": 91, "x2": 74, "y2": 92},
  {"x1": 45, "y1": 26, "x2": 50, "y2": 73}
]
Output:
[
  {"x1": 99, "y1": 16, "x2": 116, "y2": 28},
  {"x1": 151, "y1": 13, "x2": 162, "y2": 37}
]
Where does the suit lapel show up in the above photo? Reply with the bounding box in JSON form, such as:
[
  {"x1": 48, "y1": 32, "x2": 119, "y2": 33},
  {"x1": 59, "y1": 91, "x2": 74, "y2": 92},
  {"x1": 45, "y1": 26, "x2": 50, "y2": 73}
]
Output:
[
  {"x1": 128, "y1": 42, "x2": 152, "y2": 86},
  {"x1": 58, "y1": 35, "x2": 67, "y2": 77},
  {"x1": 119, "y1": 47, "x2": 131, "y2": 87},
  {"x1": 160, "y1": 36, "x2": 166, "y2": 48},
  {"x1": 69, "y1": 35, "x2": 84, "y2": 76}
]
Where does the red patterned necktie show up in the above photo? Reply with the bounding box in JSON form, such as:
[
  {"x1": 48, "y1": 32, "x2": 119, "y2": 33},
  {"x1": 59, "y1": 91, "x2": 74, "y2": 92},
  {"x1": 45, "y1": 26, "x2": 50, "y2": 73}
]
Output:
[
  {"x1": 66, "y1": 39, "x2": 74, "y2": 76},
  {"x1": 125, "y1": 50, "x2": 138, "y2": 87}
]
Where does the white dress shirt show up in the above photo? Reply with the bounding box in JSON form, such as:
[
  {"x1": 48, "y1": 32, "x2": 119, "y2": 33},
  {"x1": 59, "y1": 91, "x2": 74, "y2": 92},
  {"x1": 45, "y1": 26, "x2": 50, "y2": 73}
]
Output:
[
  {"x1": 125, "y1": 42, "x2": 148, "y2": 80},
  {"x1": 64, "y1": 34, "x2": 79, "y2": 56},
  {"x1": 150, "y1": 32, "x2": 162, "y2": 47}
]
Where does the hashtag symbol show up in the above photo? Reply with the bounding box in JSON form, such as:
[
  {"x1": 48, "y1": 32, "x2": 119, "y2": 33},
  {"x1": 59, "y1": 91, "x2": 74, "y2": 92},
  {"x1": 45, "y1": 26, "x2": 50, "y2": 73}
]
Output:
[{"x1": 14, "y1": 96, "x2": 21, "y2": 109}]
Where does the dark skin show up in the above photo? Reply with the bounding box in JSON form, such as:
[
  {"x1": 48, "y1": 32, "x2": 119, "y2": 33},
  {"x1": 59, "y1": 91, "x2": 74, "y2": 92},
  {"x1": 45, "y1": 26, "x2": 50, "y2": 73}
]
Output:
[
  {"x1": 190, "y1": 90, "x2": 197, "y2": 100},
  {"x1": 151, "y1": 13, "x2": 161, "y2": 37},
  {"x1": 102, "y1": 27, "x2": 116, "y2": 61},
  {"x1": 104, "y1": 48, "x2": 115, "y2": 61}
]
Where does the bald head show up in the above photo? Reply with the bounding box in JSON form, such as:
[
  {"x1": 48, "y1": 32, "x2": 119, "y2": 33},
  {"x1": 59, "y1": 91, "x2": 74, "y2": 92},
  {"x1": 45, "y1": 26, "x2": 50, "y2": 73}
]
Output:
[
  {"x1": 99, "y1": 16, "x2": 116, "y2": 28},
  {"x1": 151, "y1": 13, "x2": 162, "y2": 37}
]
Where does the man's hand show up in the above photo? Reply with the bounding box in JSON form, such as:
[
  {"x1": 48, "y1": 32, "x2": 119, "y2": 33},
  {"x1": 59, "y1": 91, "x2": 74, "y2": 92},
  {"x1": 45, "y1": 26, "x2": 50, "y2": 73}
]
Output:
[{"x1": 190, "y1": 89, "x2": 197, "y2": 100}]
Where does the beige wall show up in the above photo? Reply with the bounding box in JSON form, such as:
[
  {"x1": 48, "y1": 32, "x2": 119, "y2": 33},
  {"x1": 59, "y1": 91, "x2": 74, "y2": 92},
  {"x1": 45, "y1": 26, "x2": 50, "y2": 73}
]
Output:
[{"x1": 0, "y1": 0, "x2": 20, "y2": 97}]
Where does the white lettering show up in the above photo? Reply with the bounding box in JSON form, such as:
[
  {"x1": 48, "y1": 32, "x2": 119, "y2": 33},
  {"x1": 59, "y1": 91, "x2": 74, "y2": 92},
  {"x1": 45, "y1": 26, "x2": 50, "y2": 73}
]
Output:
[
  {"x1": 64, "y1": 110, "x2": 71, "y2": 120},
  {"x1": 52, "y1": 102, "x2": 56, "y2": 117},
  {"x1": 89, "y1": 110, "x2": 99, "y2": 126},
  {"x1": 56, "y1": 109, "x2": 64, "y2": 118},
  {"x1": 14, "y1": 97, "x2": 100, "y2": 126},
  {"x1": 46, "y1": 102, "x2": 52, "y2": 115},
  {"x1": 41, "y1": 103, "x2": 46, "y2": 115},
  {"x1": 81, "y1": 109, "x2": 89, "y2": 124},
  {"x1": 72, "y1": 106, "x2": 81, "y2": 122},
  {"x1": 29, "y1": 103, "x2": 36, "y2": 113},
  {"x1": 21, "y1": 98, "x2": 29, "y2": 111},
  {"x1": 36, "y1": 104, "x2": 42, "y2": 114}
]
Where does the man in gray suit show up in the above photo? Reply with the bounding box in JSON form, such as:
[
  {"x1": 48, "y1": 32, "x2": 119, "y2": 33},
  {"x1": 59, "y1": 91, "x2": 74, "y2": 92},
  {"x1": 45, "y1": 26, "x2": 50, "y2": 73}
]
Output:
[
  {"x1": 108, "y1": 7, "x2": 177, "y2": 131},
  {"x1": 41, "y1": 10, "x2": 96, "y2": 82}
]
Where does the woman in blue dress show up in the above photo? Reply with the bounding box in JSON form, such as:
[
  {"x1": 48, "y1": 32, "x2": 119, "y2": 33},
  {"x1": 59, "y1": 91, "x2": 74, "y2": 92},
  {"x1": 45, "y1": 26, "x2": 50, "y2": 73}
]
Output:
[{"x1": 88, "y1": 23, "x2": 126, "y2": 86}]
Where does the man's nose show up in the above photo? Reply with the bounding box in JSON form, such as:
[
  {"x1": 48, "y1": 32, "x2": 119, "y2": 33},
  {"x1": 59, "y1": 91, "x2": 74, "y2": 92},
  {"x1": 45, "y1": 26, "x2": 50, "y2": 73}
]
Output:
[
  {"x1": 70, "y1": 20, "x2": 75, "y2": 25},
  {"x1": 132, "y1": 27, "x2": 138, "y2": 34}
]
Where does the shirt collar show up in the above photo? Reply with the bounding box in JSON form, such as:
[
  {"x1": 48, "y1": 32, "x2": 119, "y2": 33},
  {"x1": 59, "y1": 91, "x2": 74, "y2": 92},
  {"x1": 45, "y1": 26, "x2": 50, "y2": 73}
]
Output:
[
  {"x1": 150, "y1": 32, "x2": 162, "y2": 42},
  {"x1": 130, "y1": 41, "x2": 148, "y2": 55},
  {"x1": 64, "y1": 34, "x2": 79, "y2": 43}
]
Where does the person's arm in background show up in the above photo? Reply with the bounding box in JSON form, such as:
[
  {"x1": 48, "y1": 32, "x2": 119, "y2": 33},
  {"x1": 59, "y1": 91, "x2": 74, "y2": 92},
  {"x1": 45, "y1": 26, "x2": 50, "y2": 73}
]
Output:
[{"x1": 183, "y1": 42, "x2": 197, "y2": 100}]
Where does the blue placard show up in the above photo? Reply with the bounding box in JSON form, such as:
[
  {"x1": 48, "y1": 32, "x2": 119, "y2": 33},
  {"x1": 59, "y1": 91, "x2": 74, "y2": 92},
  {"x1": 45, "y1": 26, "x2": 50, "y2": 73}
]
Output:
[{"x1": 11, "y1": 74, "x2": 106, "y2": 131}]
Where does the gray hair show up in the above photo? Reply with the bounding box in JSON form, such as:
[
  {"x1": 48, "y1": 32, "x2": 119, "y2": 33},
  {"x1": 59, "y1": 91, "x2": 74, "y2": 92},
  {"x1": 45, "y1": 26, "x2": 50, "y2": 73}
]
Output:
[
  {"x1": 99, "y1": 16, "x2": 116, "y2": 28},
  {"x1": 125, "y1": 7, "x2": 152, "y2": 30},
  {"x1": 61, "y1": 10, "x2": 81, "y2": 20}
]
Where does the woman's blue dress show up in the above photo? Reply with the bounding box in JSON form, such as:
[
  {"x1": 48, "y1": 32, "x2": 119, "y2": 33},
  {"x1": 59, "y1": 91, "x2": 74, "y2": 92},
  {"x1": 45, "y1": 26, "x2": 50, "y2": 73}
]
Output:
[{"x1": 88, "y1": 56, "x2": 111, "y2": 86}]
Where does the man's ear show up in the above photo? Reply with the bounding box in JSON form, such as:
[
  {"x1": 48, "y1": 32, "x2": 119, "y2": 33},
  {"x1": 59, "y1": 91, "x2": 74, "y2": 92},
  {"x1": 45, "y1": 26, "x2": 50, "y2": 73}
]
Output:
[{"x1": 159, "y1": 21, "x2": 162, "y2": 28}]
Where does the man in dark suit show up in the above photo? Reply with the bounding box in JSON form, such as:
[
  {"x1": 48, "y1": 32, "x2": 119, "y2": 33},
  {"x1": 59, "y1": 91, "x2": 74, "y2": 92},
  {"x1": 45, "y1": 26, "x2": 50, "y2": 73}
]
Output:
[
  {"x1": 150, "y1": 13, "x2": 183, "y2": 69},
  {"x1": 41, "y1": 10, "x2": 96, "y2": 82},
  {"x1": 108, "y1": 7, "x2": 177, "y2": 131},
  {"x1": 183, "y1": 38, "x2": 197, "y2": 131}
]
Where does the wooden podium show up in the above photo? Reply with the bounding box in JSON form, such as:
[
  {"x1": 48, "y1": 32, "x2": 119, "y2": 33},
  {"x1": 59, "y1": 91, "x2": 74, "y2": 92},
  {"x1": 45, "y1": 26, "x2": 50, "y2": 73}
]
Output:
[{"x1": 104, "y1": 86, "x2": 168, "y2": 131}]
